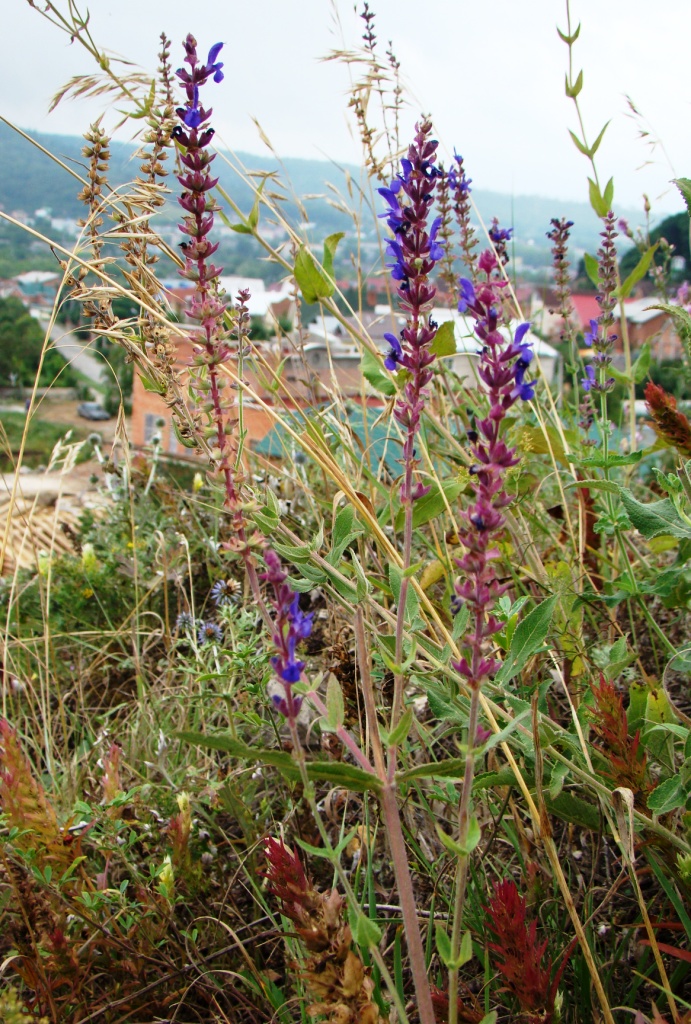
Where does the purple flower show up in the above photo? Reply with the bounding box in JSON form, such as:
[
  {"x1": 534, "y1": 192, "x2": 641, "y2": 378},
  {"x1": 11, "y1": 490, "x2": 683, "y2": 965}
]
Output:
[
  {"x1": 584, "y1": 319, "x2": 599, "y2": 347},
  {"x1": 206, "y1": 42, "x2": 225, "y2": 82},
  {"x1": 378, "y1": 119, "x2": 444, "y2": 504},
  {"x1": 384, "y1": 332, "x2": 403, "y2": 370},
  {"x1": 488, "y1": 221, "x2": 513, "y2": 245},
  {"x1": 475, "y1": 725, "x2": 492, "y2": 746},
  {"x1": 428, "y1": 217, "x2": 444, "y2": 261},
  {"x1": 458, "y1": 277, "x2": 476, "y2": 313},
  {"x1": 514, "y1": 322, "x2": 531, "y2": 346},
  {"x1": 582, "y1": 364, "x2": 596, "y2": 391},
  {"x1": 262, "y1": 551, "x2": 314, "y2": 720},
  {"x1": 198, "y1": 621, "x2": 223, "y2": 645}
]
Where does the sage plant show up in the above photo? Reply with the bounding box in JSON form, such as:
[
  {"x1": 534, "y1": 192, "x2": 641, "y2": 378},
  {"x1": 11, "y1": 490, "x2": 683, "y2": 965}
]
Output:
[
  {"x1": 448, "y1": 248, "x2": 535, "y2": 1022},
  {"x1": 378, "y1": 118, "x2": 443, "y2": 732},
  {"x1": 261, "y1": 549, "x2": 314, "y2": 724},
  {"x1": 580, "y1": 212, "x2": 617, "y2": 399},
  {"x1": 174, "y1": 36, "x2": 269, "y2": 626}
]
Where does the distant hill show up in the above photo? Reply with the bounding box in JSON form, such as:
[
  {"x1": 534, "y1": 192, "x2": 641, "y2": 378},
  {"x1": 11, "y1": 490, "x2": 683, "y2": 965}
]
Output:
[{"x1": 0, "y1": 121, "x2": 653, "y2": 255}]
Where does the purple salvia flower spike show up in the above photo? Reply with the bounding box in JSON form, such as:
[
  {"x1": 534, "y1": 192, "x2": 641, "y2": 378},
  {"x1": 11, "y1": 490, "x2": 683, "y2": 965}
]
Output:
[{"x1": 261, "y1": 551, "x2": 314, "y2": 722}]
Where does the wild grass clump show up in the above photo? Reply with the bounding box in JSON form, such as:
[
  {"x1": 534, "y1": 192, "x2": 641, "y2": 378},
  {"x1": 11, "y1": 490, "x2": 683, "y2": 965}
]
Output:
[{"x1": 0, "y1": 2, "x2": 690, "y2": 1022}]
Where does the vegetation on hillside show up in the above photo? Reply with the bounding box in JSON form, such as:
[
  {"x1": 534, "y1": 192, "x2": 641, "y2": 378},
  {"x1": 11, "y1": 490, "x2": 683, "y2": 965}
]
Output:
[{"x1": 0, "y1": 4, "x2": 690, "y2": 1024}]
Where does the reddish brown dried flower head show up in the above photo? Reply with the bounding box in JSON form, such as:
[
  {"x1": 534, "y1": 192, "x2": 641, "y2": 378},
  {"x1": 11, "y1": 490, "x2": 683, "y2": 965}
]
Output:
[
  {"x1": 264, "y1": 838, "x2": 380, "y2": 1022},
  {"x1": 645, "y1": 381, "x2": 691, "y2": 456}
]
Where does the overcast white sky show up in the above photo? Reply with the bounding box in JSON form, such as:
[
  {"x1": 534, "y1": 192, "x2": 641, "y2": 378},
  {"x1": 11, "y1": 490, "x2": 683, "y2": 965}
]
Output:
[{"x1": 3, "y1": 0, "x2": 689, "y2": 215}]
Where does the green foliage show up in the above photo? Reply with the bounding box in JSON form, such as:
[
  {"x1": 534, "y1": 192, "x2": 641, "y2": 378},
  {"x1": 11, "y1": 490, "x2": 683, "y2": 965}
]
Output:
[{"x1": 0, "y1": 297, "x2": 77, "y2": 387}]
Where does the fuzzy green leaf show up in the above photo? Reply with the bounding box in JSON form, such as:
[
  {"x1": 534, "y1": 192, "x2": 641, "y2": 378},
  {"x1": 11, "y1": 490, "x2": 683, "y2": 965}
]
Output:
[
  {"x1": 647, "y1": 776, "x2": 686, "y2": 814},
  {"x1": 619, "y1": 490, "x2": 691, "y2": 539},
  {"x1": 430, "y1": 320, "x2": 457, "y2": 357},
  {"x1": 361, "y1": 347, "x2": 396, "y2": 396},
  {"x1": 673, "y1": 177, "x2": 691, "y2": 217},
  {"x1": 394, "y1": 479, "x2": 464, "y2": 531},
  {"x1": 294, "y1": 246, "x2": 334, "y2": 304},
  {"x1": 495, "y1": 595, "x2": 557, "y2": 684},
  {"x1": 176, "y1": 733, "x2": 380, "y2": 792}
]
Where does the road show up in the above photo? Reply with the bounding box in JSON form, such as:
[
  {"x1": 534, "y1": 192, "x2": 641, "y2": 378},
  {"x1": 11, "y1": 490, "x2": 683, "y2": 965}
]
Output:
[{"x1": 48, "y1": 324, "x2": 107, "y2": 386}]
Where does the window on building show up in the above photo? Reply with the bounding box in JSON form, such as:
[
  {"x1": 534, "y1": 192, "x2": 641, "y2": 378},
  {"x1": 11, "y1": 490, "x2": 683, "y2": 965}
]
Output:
[{"x1": 144, "y1": 413, "x2": 159, "y2": 444}]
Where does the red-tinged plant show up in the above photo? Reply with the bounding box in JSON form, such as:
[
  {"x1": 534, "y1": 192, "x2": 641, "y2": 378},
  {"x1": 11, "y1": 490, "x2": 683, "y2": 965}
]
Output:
[
  {"x1": 430, "y1": 983, "x2": 485, "y2": 1023},
  {"x1": 0, "y1": 719, "x2": 74, "y2": 873},
  {"x1": 589, "y1": 674, "x2": 651, "y2": 800},
  {"x1": 264, "y1": 838, "x2": 380, "y2": 1023},
  {"x1": 484, "y1": 879, "x2": 570, "y2": 1023},
  {"x1": 644, "y1": 381, "x2": 691, "y2": 456}
]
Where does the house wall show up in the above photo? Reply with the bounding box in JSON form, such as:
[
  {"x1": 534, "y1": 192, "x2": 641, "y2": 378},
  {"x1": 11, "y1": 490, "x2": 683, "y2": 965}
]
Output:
[{"x1": 131, "y1": 338, "x2": 365, "y2": 456}]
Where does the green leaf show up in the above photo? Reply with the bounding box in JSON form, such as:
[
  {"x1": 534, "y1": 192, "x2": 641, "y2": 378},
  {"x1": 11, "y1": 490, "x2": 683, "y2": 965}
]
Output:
[
  {"x1": 452, "y1": 603, "x2": 470, "y2": 640},
  {"x1": 176, "y1": 733, "x2": 380, "y2": 792},
  {"x1": 588, "y1": 178, "x2": 610, "y2": 218},
  {"x1": 464, "y1": 815, "x2": 482, "y2": 853},
  {"x1": 619, "y1": 246, "x2": 658, "y2": 299},
  {"x1": 557, "y1": 22, "x2": 581, "y2": 44},
  {"x1": 399, "y1": 757, "x2": 466, "y2": 782},
  {"x1": 564, "y1": 69, "x2": 583, "y2": 98},
  {"x1": 294, "y1": 245, "x2": 335, "y2": 304},
  {"x1": 632, "y1": 341, "x2": 652, "y2": 384},
  {"x1": 430, "y1": 320, "x2": 457, "y2": 358},
  {"x1": 473, "y1": 766, "x2": 517, "y2": 790},
  {"x1": 603, "y1": 177, "x2": 614, "y2": 211},
  {"x1": 580, "y1": 450, "x2": 644, "y2": 469},
  {"x1": 322, "y1": 232, "x2": 345, "y2": 278},
  {"x1": 619, "y1": 489, "x2": 691, "y2": 539},
  {"x1": 171, "y1": 417, "x2": 199, "y2": 449},
  {"x1": 388, "y1": 563, "x2": 419, "y2": 622},
  {"x1": 139, "y1": 371, "x2": 166, "y2": 395},
  {"x1": 436, "y1": 816, "x2": 481, "y2": 857},
  {"x1": 394, "y1": 479, "x2": 464, "y2": 531},
  {"x1": 646, "y1": 302, "x2": 691, "y2": 366},
  {"x1": 495, "y1": 595, "x2": 557, "y2": 684},
  {"x1": 325, "y1": 674, "x2": 345, "y2": 731},
  {"x1": 352, "y1": 912, "x2": 382, "y2": 948},
  {"x1": 549, "y1": 762, "x2": 570, "y2": 800},
  {"x1": 583, "y1": 252, "x2": 600, "y2": 288},
  {"x1": 435, "y1": 926, "x2": 473, "y2": 970},
  {"x1": 435, "y1": 923, "x2": 453, "y2": 967},
  {"x1": 673, "y1": 177, "x2": 691, "y2": 217},
  {"x1": 361, "y1": 348, "x2": 396, "y2": 396},
  {"x1": 590, "y1": 122, "x2": 611, "y2": 159},
  {"x1": 388, "y1": 707, "x2": 414, "y2": 747},
  {"x1": 565, "y1": 479, "x2": 620, "y2": 494},
  {"x1": 351, "y1": 553, "x2": 370, "y2": 602},
  {"x1": 482, "y1": 709, "x2": 531, "y2": 752},
  {"x1": 568, "y1": 130, "x2": 590, "y2": 157},
  {"x1": 457, "y1": 930, "x2": 474, "y2": 968},
  {"x1": 647, "y1": 776, "x2": 685, "y2": 814},
  {"x1": 546, "y1": 791, "x2": 600, "y2": 830}
]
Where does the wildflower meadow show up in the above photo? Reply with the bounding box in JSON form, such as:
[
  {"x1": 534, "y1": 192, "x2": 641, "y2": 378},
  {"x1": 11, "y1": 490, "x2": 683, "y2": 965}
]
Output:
[{"x1": 0, "y1": 2, "x2": 690, "y2": 1023}]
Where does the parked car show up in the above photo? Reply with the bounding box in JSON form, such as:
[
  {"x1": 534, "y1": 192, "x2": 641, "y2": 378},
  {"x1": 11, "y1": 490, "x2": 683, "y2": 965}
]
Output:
[{"x1": 77, "y1": 401, "x2": 111, "y2": 421}]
